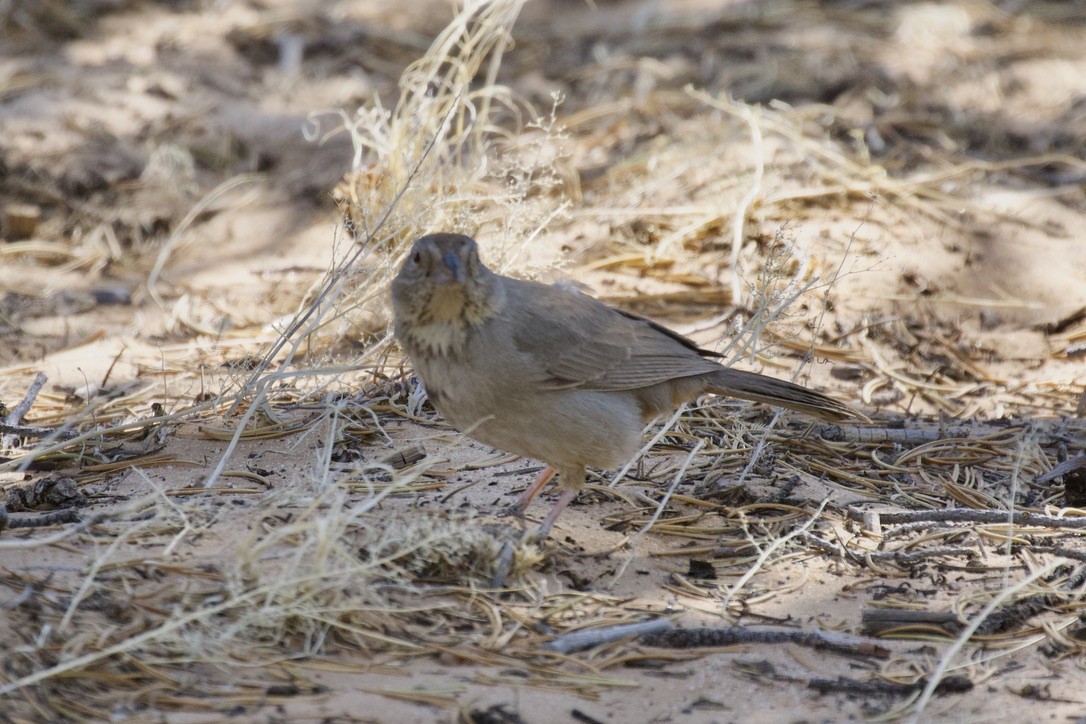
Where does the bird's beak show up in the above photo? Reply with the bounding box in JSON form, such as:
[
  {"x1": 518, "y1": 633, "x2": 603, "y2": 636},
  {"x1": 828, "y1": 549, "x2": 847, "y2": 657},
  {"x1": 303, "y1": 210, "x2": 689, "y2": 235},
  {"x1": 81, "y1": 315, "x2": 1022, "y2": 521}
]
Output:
[{"x1": 440, "y1": 250, "x2": 466, "y2": 284}]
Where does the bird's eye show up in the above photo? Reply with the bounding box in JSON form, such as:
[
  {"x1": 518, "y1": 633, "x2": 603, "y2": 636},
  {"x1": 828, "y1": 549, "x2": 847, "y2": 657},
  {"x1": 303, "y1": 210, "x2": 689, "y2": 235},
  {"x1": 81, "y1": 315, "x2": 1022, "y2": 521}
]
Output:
[{"x1": 411, "y1": 250, "x2": 422, "y2": 264}]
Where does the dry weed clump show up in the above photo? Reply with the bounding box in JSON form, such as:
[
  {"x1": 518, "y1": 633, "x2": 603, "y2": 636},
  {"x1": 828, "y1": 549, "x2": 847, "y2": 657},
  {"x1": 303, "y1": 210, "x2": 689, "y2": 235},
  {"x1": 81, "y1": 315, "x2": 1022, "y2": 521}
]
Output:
[
  {"x1": 0, "y1": 475, "x2": 543, "y2": 716},
  {"x1": 317, "y1": 0, "x2": 570, "y2": 346},
  {"x1": 199, "y1": 501, "x2": 540, "y2": 658}
]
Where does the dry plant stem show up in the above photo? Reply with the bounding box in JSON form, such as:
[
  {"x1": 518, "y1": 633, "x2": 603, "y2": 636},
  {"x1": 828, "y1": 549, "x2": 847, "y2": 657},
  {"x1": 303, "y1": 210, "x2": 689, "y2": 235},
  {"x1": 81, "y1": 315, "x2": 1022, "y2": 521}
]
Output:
[
  {"x1": 145, "y1": 175, "x2": 260, "y2": 305},
  {"x1": 56, "y1": 508, "x2": 159, "y2": 632},
  {"x1": 134, "y1": 468, "x2": 193, "y2": 557},
  {"x1": 226, "y1": 20, "x2": 494, "y2": 409},
  {"x1": 799, "y1": 532, "x2": 973, "y2": 566},
  {"x1": 1049, "y1": 547, "x2": 1086, "y2": 562},
  {"x1": 204, "y1": 121, "x2": 451, "y2": 489},
  {"x1": 0, "y1": 573, "x2": 278, "y2": 696},
  {"x1": 210, "y1": 3, "x2": 533, "y2": 490},
  {"x1": 643, "y1": 626, "x2": 890, "y2": 659},
  {"x1": 0, "y1": 503, "x2": 131, "y2": 548},
  {"x1": 1, "y1": 372, "x2": 46, "y2": 448},
  {"x1": 542, "y1": 618, "x2": 674, "y2": 654},
  {"x1": 729, "y1": 104, "x2": 764, "y2": 304},
  {"x1": 1004, "y1": 436, "x2": 1026, "y2": 582},
  {"x1": 735, "y1": 409, "x2": 783, "y2": 487},
  {"x1": 721, "y1": 269, "x2": 818, "y2": 365},
  {"x1": 722, "y1": 499, "x2": 828, "y2": 613},
  {"x1": 606, "y1": 239, "x2": 823, "y2": 493},
  {"x1": 2, "y1": 397, "x2": 221, "y2": 474},
  {"x1": 686, "y1": 88, "x2": 943, "y2": 227},
  {"x1": 607, "y1": 406, "x2": 686, "y2": 489},
  {"x1": 974, "y1": 564, "x2": 1086, "y2": 636},
  {"x1": 1036, "y1": 454, "x2": 1086, "y2": 484},
  {"x1": 813, "y1": 424, "x2": 1028, "y2": 445},
  {"x1": 847, "y1": 508, "x2": 1086, "y2": 530},
  {"x1": 610, "y1": 440, "x2": 705, "y2": 585},
  {"x1": 909, "y1": 561, "x2": 1060, "y2": 723}
]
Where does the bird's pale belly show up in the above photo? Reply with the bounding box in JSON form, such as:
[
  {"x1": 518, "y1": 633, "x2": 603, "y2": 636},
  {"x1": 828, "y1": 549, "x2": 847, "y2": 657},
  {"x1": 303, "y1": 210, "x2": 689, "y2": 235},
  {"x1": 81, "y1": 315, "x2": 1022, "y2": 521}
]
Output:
[{"x1": 414, "y1": 352, "x2": 641, "y2": 471}]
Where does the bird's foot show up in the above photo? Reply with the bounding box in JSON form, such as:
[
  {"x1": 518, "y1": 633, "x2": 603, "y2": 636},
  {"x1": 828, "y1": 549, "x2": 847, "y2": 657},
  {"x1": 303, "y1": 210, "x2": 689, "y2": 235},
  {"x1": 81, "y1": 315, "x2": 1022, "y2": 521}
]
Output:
[
  {"x1": 489, "y1": 541, "x2": 516, "y2": 589},
  {"x1": 501, "y1": 500, "x2": 528, "y2": 519}
]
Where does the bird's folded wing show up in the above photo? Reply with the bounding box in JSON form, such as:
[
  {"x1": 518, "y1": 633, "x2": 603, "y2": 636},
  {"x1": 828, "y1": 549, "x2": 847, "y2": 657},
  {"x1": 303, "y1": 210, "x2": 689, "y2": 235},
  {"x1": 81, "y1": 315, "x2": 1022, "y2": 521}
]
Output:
[{"x1": 506, "y1": 278, "x2": 723, "y2": 391}]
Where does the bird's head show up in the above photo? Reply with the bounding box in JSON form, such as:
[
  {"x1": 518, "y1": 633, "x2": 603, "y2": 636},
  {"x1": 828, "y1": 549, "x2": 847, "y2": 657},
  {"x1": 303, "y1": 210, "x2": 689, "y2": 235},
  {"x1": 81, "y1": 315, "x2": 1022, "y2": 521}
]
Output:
[{"x1": 391, "y1": 233, "x2": 502, "y2": 329}]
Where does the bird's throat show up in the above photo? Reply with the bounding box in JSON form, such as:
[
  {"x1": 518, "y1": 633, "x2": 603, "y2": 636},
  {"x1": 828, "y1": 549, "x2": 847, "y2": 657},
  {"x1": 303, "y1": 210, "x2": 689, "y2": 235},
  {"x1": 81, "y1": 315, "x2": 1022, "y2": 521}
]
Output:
[
  {"x1": 402, "y1": 278, "x2": 505, "y2": 357},
  {"x1": 404, "y1": 318, "x2": 471, "y2": 357},
  {"x1": 424, "y1": 285, "x2": 470, "y2": 324}
]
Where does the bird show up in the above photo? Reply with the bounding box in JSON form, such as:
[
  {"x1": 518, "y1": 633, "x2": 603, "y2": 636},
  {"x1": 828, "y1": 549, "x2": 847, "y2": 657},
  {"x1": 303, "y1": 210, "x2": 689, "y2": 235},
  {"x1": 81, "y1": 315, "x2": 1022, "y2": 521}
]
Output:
[{"x1": 391, "y1": 232, "x2": 864, "y2": 538}]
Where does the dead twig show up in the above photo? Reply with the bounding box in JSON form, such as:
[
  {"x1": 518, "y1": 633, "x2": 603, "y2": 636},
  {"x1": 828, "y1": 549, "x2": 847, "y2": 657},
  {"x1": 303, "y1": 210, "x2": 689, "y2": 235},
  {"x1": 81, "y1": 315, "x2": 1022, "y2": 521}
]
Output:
[
  {"x1": 809, "y1": 675, "x2": 972, "y2": 697},
  {"x1": 2, "y1": 372, "x2": 47, "y2": 448},
  {"x1": 814, "y1": 422, "x2": 1084, "y2": 447},
  {"x1": 800, "y1": 532, "x2": 974, "y2": 566},
  {"x1": 542, "y1": 618, "x2": 674, "y2": 654},
  {"x1": 0, "y1": 508, "x2": 81, "y2": 532},
  {"x1": 974, "y1": 563, "x2": 1086, "y2": 635},
  {"x1": 0, "y1": 423, "x2": 68, "y2": 439},
  {"x1": 847, "y1": 508, "x2": 1086, "y2": 530},
  {"x1": 643, "y1": 626, "x2": 890, "y2": 659},
  {"x1": 1036, "y1": 454, "x2": 1086, "y2": 484},
  {"x1": 0, "y1": 511, "x2": 112, "y2": 545},
  {"x1": 861, "y1": 608, "x2": 963, "y2": 636}
]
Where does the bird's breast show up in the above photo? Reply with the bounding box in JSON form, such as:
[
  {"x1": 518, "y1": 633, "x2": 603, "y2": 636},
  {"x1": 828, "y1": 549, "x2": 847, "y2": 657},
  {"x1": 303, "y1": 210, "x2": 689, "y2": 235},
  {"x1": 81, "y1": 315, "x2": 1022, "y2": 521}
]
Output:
[{"x1": 407, "y1": 327, "x2": 642, "y2": 470}]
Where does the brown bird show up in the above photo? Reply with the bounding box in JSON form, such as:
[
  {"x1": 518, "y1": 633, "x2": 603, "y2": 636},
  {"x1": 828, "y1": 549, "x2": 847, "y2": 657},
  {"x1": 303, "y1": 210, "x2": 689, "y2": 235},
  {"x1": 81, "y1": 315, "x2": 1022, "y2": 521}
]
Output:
[{"x1": 392, "y1": 233, "x2": 863, "y2": 537}]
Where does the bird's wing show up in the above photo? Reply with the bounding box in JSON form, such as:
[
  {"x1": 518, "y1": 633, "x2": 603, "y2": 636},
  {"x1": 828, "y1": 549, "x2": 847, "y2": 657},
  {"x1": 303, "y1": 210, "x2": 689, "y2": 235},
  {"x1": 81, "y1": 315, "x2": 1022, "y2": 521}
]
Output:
[{"x1": 504, "y1": 278, "x2": 724, "y2": 391}]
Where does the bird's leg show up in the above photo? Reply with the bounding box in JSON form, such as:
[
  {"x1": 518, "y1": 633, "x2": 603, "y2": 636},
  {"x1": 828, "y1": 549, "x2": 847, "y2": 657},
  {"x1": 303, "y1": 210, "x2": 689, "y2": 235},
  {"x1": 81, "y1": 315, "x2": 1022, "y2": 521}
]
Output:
[
  {"x1": 536, "y1": 486, "x2": 579, "y2": 539},
  {"x1": 534, "y1": 466, "x2": 586, "y2": 539},
  {"x1": 507, "y1": 466, "x2": 555, "y2": 517}
]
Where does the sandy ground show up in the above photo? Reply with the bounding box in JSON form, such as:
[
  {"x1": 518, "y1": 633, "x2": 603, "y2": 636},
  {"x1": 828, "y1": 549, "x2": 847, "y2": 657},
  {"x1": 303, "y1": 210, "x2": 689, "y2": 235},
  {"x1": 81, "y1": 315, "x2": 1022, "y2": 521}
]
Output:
[{"x1": 1, "y1": 0, "x2": 1085, "y2": 721}]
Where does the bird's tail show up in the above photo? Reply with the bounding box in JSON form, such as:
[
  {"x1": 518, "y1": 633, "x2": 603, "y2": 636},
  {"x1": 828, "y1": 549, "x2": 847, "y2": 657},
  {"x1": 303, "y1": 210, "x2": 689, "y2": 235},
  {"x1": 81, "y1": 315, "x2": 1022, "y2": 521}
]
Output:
[{"x1": 706, "y1": 368, "x2": 867, "y2": 422}]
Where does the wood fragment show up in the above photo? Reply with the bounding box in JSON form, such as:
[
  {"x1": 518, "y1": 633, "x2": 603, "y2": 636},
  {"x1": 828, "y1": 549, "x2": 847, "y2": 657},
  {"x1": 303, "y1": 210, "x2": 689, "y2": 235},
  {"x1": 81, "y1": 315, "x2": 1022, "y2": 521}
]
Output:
[
  {"x1": 800, "y1": 532, "x2": 972, "y2": 566},
  {"x1": 4, "y1": 477, "x2": 85, "y2": 512},
  {"x1": 2, "y1": 203, "x2": 41, "y2": 240},
  {"x1": 1, "y1": 373, "x2": 48, "y2": 449},
  {"x1": 1036, "y1": 454, "x2": 1086, "y2": 484},
  {"x1": 847, "y1": 507, "x2": 1086, "y2": 530},
  {"x1": 808, "y1": 674, "x2": 972, "y2": 696},
  {"x1": 0, "y1": 423, "x2": 69, "y2": 439},
  {"x1": 543, "y1": 618, "x2": 674, "y2": 654},
  {"x1": 0, "y1": 508, "x2": 80, "y2": 533},
  {"x1": 643, "y1": 626, "x2": 890, "y2": 659},
  {"x1": 570, "y1": 709, "x2": 605, "y2": 724},
  {"x1": 861, "y1": 608, "x2": 963, "y2": 636},
  {"x1": 1048, "y1": 547, "x2": 1086, "y2": 562},
  {"x1": 377, "y1": 443, "x2": 427, "y2": 470},
  {"x1": 460, "y1": 704, "x2": 527, "y2": 724},
  {"x1": 1039, "y1": 306, "x2": 1086, "y2": 335},
  {"x1": 861, "y1": 510, "x2": 882, "y2": 536},
  {"x1": 973, "y1": 564, "x2": 1086, "y2": 635},
  {"x1": 1052, "y1": 453, "x2": 1086, "y2": 507},
  {"x1": 814, "y1": 421, "x2": 1083, "y2": 447}
]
